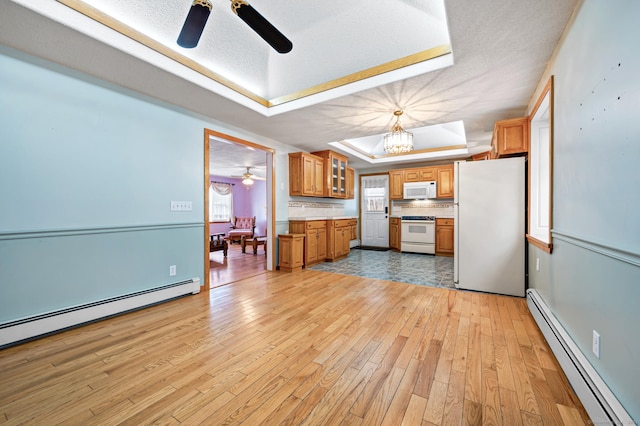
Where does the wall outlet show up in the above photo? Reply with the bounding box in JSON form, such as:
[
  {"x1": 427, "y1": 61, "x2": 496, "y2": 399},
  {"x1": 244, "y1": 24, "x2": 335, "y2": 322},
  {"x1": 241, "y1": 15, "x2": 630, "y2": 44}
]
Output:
[
  {"x1": 169, "y1": 265, "x2": 177, "y2": 276},
  {"x1": 536, "y1": 257, "x2": 540, "y2": 271},
  {"x1": 592, "y1": 330, "x2": 600, "y2": 358}
]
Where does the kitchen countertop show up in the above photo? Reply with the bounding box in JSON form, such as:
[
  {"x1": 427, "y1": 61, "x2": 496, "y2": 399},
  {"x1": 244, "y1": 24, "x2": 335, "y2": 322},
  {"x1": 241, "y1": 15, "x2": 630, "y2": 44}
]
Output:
[{"x1": 288, "y1": 216, "x2": 357, "y2": 221}]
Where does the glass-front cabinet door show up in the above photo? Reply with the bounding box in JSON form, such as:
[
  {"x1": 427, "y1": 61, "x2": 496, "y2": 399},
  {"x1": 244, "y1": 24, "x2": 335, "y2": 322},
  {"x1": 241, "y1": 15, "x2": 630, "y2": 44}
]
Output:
[
  {"x1": 311, "y1": 150, "x2": 348, "y2": 198},
  {"x1": 331, "y1": 156, "x2": 347, "y2": 197}
]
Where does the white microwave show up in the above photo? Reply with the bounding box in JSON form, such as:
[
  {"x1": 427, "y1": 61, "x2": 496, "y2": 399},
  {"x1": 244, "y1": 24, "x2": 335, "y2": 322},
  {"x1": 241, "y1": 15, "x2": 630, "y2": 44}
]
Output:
[{"x1": 403, "y1": 181, "x2": 437, "y2": 199}]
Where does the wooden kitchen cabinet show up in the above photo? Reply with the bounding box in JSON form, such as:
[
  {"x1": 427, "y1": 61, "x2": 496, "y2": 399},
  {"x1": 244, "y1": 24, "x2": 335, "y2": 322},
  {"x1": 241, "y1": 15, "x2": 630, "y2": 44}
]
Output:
[
  {"x1": 346, "y1": 167, "x2": 355, "y2": 199},
  {"x1": 436, "y1": 164, "x2": 454, "y2": 198},
  {"x1": 289, "y1": 152, "x2": 324, "y2": 197},
  {"x1": 491, "y1": 117, "x2": 529, "y2": 157},
  {"x1": 278, "y1": 234, "x2": 305, "y2": 272},
  {"x1": 389, "y1": 170, "x2": 405, "y2": 200},
  {"x1": 471, "y1": 151, "x2": 491, "y2": 161},
  {"x1": 290, "y1": 220, "x2": 327, "y2": 266},
  {"x1": 405, "y1": 167, "x2": 436, "y2": 182},
  {"x1": 326, "y1": 219, "x2": 352, "y2": 260},
  {"x1": 435, "y1": 218, "x2": 454, "y2": 256},
  {"x1": 347, "y1": 218, "x2": 358, "y2": 240},
  {"x1": 389, "y1": 217, "x2": 401, "y2": 251},
  {"x1": 312, "y1": 150, "x2": 349, "y2": 198}
]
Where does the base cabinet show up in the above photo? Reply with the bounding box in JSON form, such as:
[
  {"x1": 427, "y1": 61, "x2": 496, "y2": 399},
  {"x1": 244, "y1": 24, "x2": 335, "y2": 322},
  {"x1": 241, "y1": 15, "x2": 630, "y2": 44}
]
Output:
[
  {"x1": 279, "y1": 234, "x2": 305, "y2": 272},
  {"x1": 289, "y1": 220, "x2": 327, "y2": 266},
  {"x1": 327, "y1": 219, "x2": 352, "y2": 261},
  {"x1": 435, "y1": 218, "x2": 454, "y2": 256},
  {"x1": 389, "y1": 217, "x2": 400, "y2": 251}
]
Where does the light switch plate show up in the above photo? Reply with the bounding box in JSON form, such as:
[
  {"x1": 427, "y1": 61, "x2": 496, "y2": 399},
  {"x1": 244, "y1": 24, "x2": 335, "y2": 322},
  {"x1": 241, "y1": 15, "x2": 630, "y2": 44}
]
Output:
[{"x1": 171, "y1": 201, "x2": 192, "y2": 211}]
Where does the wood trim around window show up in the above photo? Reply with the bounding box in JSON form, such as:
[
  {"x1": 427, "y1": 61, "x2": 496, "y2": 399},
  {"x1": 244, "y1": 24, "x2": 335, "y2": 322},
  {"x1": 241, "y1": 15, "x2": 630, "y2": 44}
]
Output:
[{"x1": 527, "y1": 76, "x2": 554, "y2": 255}]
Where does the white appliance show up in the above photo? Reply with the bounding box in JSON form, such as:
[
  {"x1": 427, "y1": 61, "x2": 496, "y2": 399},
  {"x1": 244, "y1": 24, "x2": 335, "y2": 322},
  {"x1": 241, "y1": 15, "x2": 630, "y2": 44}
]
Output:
[
  {"x1": 403, "y1": 181, "x2": 437, "y2": 199},
  {"x1": 454, "y1": 157, "x2": 525, "y2": 297},
  {"x1": 400, "y1": 216, "x2": 436, "y2": 254}
]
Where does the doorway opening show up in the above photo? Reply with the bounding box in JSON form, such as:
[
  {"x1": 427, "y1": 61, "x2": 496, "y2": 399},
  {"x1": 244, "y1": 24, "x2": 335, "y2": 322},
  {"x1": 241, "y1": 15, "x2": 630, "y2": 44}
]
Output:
[{"x1": 203, "y1": 129, "x2": 275, "y2": 290}]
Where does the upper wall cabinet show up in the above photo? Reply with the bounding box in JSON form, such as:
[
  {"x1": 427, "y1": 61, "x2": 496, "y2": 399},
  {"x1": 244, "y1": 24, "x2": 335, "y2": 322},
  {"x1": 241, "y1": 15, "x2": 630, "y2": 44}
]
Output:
[
  {"x1": 346, "y1": 167, "x2": 355, "y2": 199},
  {"x1": 289, "y1": 152, "x2": 324, "y2": 197},
  {"x1": 290, "y1": 150, "x2": 353, "y2": 199},
  {"x1": 389, "y1": 170, "x2": 405, "y2": 200},
  {"x1": 491, "y1": 117, "x2": 530, "y2": 157},
  {"x1": 388, "y1": 164, "x2": 454, "y2": 199},
  {"x1": 311, "y1": 150, "x2": 349, "y2": 198},
  {"x1": 436, "y1": 165, "x2": 454, "y2": 198}
]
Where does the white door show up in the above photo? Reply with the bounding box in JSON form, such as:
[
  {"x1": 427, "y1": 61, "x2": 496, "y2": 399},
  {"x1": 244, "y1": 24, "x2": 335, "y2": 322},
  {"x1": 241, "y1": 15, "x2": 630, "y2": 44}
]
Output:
[{"x1": 361, "y1": 175, "x2": 389, "y2": 247}]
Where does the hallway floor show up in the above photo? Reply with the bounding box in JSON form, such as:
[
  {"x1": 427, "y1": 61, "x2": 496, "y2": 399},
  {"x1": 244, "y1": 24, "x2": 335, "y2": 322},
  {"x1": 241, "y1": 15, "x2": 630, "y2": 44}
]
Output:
[{"x1": 308, "y1": 248, "x2": 455, "y2": 289}]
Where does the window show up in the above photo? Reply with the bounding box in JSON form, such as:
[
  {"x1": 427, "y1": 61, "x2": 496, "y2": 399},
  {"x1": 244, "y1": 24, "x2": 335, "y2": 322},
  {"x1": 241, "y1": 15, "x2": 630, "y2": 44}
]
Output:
[
  {"x1": 362, "y1": 176, "x2": 388, "y2": 212},
  {"x1": 209, "y1": 181, "x2": 233, "y2": 222},
  {"x1": 527, "y1": 76, "x2": 553, "y2": 253}
]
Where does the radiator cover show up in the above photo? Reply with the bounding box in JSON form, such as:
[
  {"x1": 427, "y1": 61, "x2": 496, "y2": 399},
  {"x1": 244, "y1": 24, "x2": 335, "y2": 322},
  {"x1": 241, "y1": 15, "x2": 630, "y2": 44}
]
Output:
[
  {"x1": 526, "y1": 289, "x2": 633, "y2": 424},
  {"x1": 0, "y1": 278, "x2": 200, "y2": 348}
]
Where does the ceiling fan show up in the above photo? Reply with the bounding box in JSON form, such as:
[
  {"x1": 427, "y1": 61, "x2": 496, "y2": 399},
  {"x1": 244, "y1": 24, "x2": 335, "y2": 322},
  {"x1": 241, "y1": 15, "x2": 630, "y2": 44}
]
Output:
[
  {"x1": 177, "y1": 0, "x2": 293, "y2": 53},
  {"x1": 231, "y1": 166, "x2": 266, "y2": 186}
]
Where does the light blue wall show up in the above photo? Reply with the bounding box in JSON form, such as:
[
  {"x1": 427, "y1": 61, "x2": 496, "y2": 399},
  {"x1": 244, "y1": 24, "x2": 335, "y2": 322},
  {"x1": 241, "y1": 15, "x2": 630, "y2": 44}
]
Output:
[
  {"x1": 528, "y1": 1, "x2": 640, "y2": 420},
  {"x1": 0, "y1": 45, "x2": 293, "y2": 325}
]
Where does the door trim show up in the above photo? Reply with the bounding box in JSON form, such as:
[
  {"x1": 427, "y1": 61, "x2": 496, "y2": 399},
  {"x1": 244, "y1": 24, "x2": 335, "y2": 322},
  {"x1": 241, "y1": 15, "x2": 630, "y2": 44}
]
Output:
[{"x1": 203, "y1": 129, "x2": 276, "y2": 290}]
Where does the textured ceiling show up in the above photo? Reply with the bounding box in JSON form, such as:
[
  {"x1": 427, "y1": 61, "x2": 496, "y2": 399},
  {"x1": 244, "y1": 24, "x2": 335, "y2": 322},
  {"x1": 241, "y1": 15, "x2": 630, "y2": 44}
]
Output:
[{"x1": 0, "y1": 0, "x2": 579, "y2": 173}]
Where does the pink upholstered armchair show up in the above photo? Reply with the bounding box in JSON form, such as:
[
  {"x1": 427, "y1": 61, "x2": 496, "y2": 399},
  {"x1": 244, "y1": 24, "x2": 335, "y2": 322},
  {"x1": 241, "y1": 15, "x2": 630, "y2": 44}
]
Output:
[{"x1": 228, "y1": 216, "x2": 256, "y2": 243}]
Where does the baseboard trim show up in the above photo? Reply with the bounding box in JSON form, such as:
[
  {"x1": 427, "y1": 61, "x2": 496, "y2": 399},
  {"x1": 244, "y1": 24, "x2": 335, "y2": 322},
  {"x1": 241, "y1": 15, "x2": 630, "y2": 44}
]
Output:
[{"x1": 526, "y1": 289, "x2": 633, "y2": 424}]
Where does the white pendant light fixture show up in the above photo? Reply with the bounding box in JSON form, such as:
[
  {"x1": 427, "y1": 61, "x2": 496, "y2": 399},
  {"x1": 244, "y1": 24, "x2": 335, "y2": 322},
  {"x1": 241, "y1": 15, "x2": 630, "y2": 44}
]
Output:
[
  {"x1": 242, "y1": 177, "x2": 254, "y2": 186},
  {"x1": 383, "y1": 110, "x2": 414, "y2": 154}
]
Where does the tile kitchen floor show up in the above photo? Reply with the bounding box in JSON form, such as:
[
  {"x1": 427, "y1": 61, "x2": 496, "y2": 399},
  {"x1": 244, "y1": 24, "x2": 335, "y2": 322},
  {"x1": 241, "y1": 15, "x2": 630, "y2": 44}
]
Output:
[{"x1": 308, "y1": 248, "x2": 455, "y2": 289}]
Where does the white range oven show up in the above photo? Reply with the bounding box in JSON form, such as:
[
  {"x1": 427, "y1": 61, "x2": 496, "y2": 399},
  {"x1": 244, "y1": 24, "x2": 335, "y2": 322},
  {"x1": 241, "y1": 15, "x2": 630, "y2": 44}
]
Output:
[{"x1": 400, "y1": 216, "x2": 436, "y2": 254}]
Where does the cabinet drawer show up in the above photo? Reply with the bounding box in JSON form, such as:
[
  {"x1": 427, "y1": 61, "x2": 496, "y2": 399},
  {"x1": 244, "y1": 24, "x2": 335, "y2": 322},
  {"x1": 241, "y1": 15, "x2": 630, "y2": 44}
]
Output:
[
  {"x1": 436, "y1": 218, "x2": 454, "y2": 226},
  {"x1": 332, "y1": 219, "x2": 352, "y2": 227},
  {"x1": 306, "y1": 220, "x2": 326, "y2": 229}
]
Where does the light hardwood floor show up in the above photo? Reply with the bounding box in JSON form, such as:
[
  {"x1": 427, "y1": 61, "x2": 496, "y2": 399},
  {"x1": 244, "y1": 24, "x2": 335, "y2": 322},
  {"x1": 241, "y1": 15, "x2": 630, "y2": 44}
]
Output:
[
  {"x1": 210, "y1": 241, "x2": 266, "y2": 288},
  {"x1": 0, "y1": 270, "x2": 590, "y2": 425}
]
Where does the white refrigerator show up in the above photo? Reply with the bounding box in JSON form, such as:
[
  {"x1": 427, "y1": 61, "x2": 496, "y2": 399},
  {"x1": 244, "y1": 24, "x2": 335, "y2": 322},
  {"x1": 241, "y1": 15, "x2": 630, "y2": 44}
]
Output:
[{"x1": 454, "y1": 157, "x2": 525, "y2": 297}]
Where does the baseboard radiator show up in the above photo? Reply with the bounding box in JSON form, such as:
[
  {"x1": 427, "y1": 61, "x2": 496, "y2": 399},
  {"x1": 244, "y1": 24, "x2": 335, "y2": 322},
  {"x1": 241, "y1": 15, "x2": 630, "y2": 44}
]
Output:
[
  {"x1": 526, "y1": 289, "x2": 633, "y2": 424},
  {"x1": 0, "y1": 278, "x2": 200, "y2": 348}
]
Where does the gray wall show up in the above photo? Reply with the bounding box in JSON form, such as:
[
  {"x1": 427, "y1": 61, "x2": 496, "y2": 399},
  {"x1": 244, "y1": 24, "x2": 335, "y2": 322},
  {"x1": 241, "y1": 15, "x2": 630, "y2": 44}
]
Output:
[
  {"x1": 528, "y1": 1, "x2": 640, "y2": 420},
  {"x1": 0, "y1": 45, "x2": 296, "y2": 325}
]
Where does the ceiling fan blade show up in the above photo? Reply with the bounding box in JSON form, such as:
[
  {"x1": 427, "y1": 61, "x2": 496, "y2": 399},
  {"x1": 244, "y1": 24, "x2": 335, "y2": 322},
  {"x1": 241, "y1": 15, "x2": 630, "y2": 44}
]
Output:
[
  {"x1": 177, "y1": 0, "x2": 212, "y2": 48},
  {"x1": 231, "y1": 1, "x2": 293, "y2": 54}
]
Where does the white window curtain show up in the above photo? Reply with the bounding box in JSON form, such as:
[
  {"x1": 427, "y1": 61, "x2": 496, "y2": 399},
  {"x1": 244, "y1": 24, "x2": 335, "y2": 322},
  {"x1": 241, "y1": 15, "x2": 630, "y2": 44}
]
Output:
[
  {"x1": 209, "y1": 182, "x2": 233, "y2": 222},
  {"x1": 362, "y1": 176, "x2": 387, "y2": 212}
]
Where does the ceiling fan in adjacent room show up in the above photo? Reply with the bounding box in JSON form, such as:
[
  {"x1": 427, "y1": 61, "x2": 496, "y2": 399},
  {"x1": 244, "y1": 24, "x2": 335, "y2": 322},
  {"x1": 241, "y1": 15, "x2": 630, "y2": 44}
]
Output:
[
  {"x1": 231, "y1": 166, "x2": 266, "y2": 186},
  {"x1": 177, "y1": 0, "x2": 293, "y2": 53}
]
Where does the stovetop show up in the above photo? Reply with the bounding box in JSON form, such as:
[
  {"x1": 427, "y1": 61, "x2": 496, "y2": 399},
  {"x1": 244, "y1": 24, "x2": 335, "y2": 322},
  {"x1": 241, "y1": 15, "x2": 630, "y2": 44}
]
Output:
[{"x1": 401, "y1": 215, "x2": 436, "y2": 221}]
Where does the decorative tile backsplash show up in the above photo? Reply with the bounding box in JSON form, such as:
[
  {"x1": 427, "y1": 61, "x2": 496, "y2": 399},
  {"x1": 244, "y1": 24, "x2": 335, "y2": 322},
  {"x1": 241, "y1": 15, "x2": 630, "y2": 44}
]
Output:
[
  {"x1": 288, "y1": 199, "x2": 454, "y2": 218},
  {"x1": 288, "y1": 201, "x2": 345, "y2": 218},
  {"x1": 391, "y1": 200, "x2": 454, "y2": 218}
]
